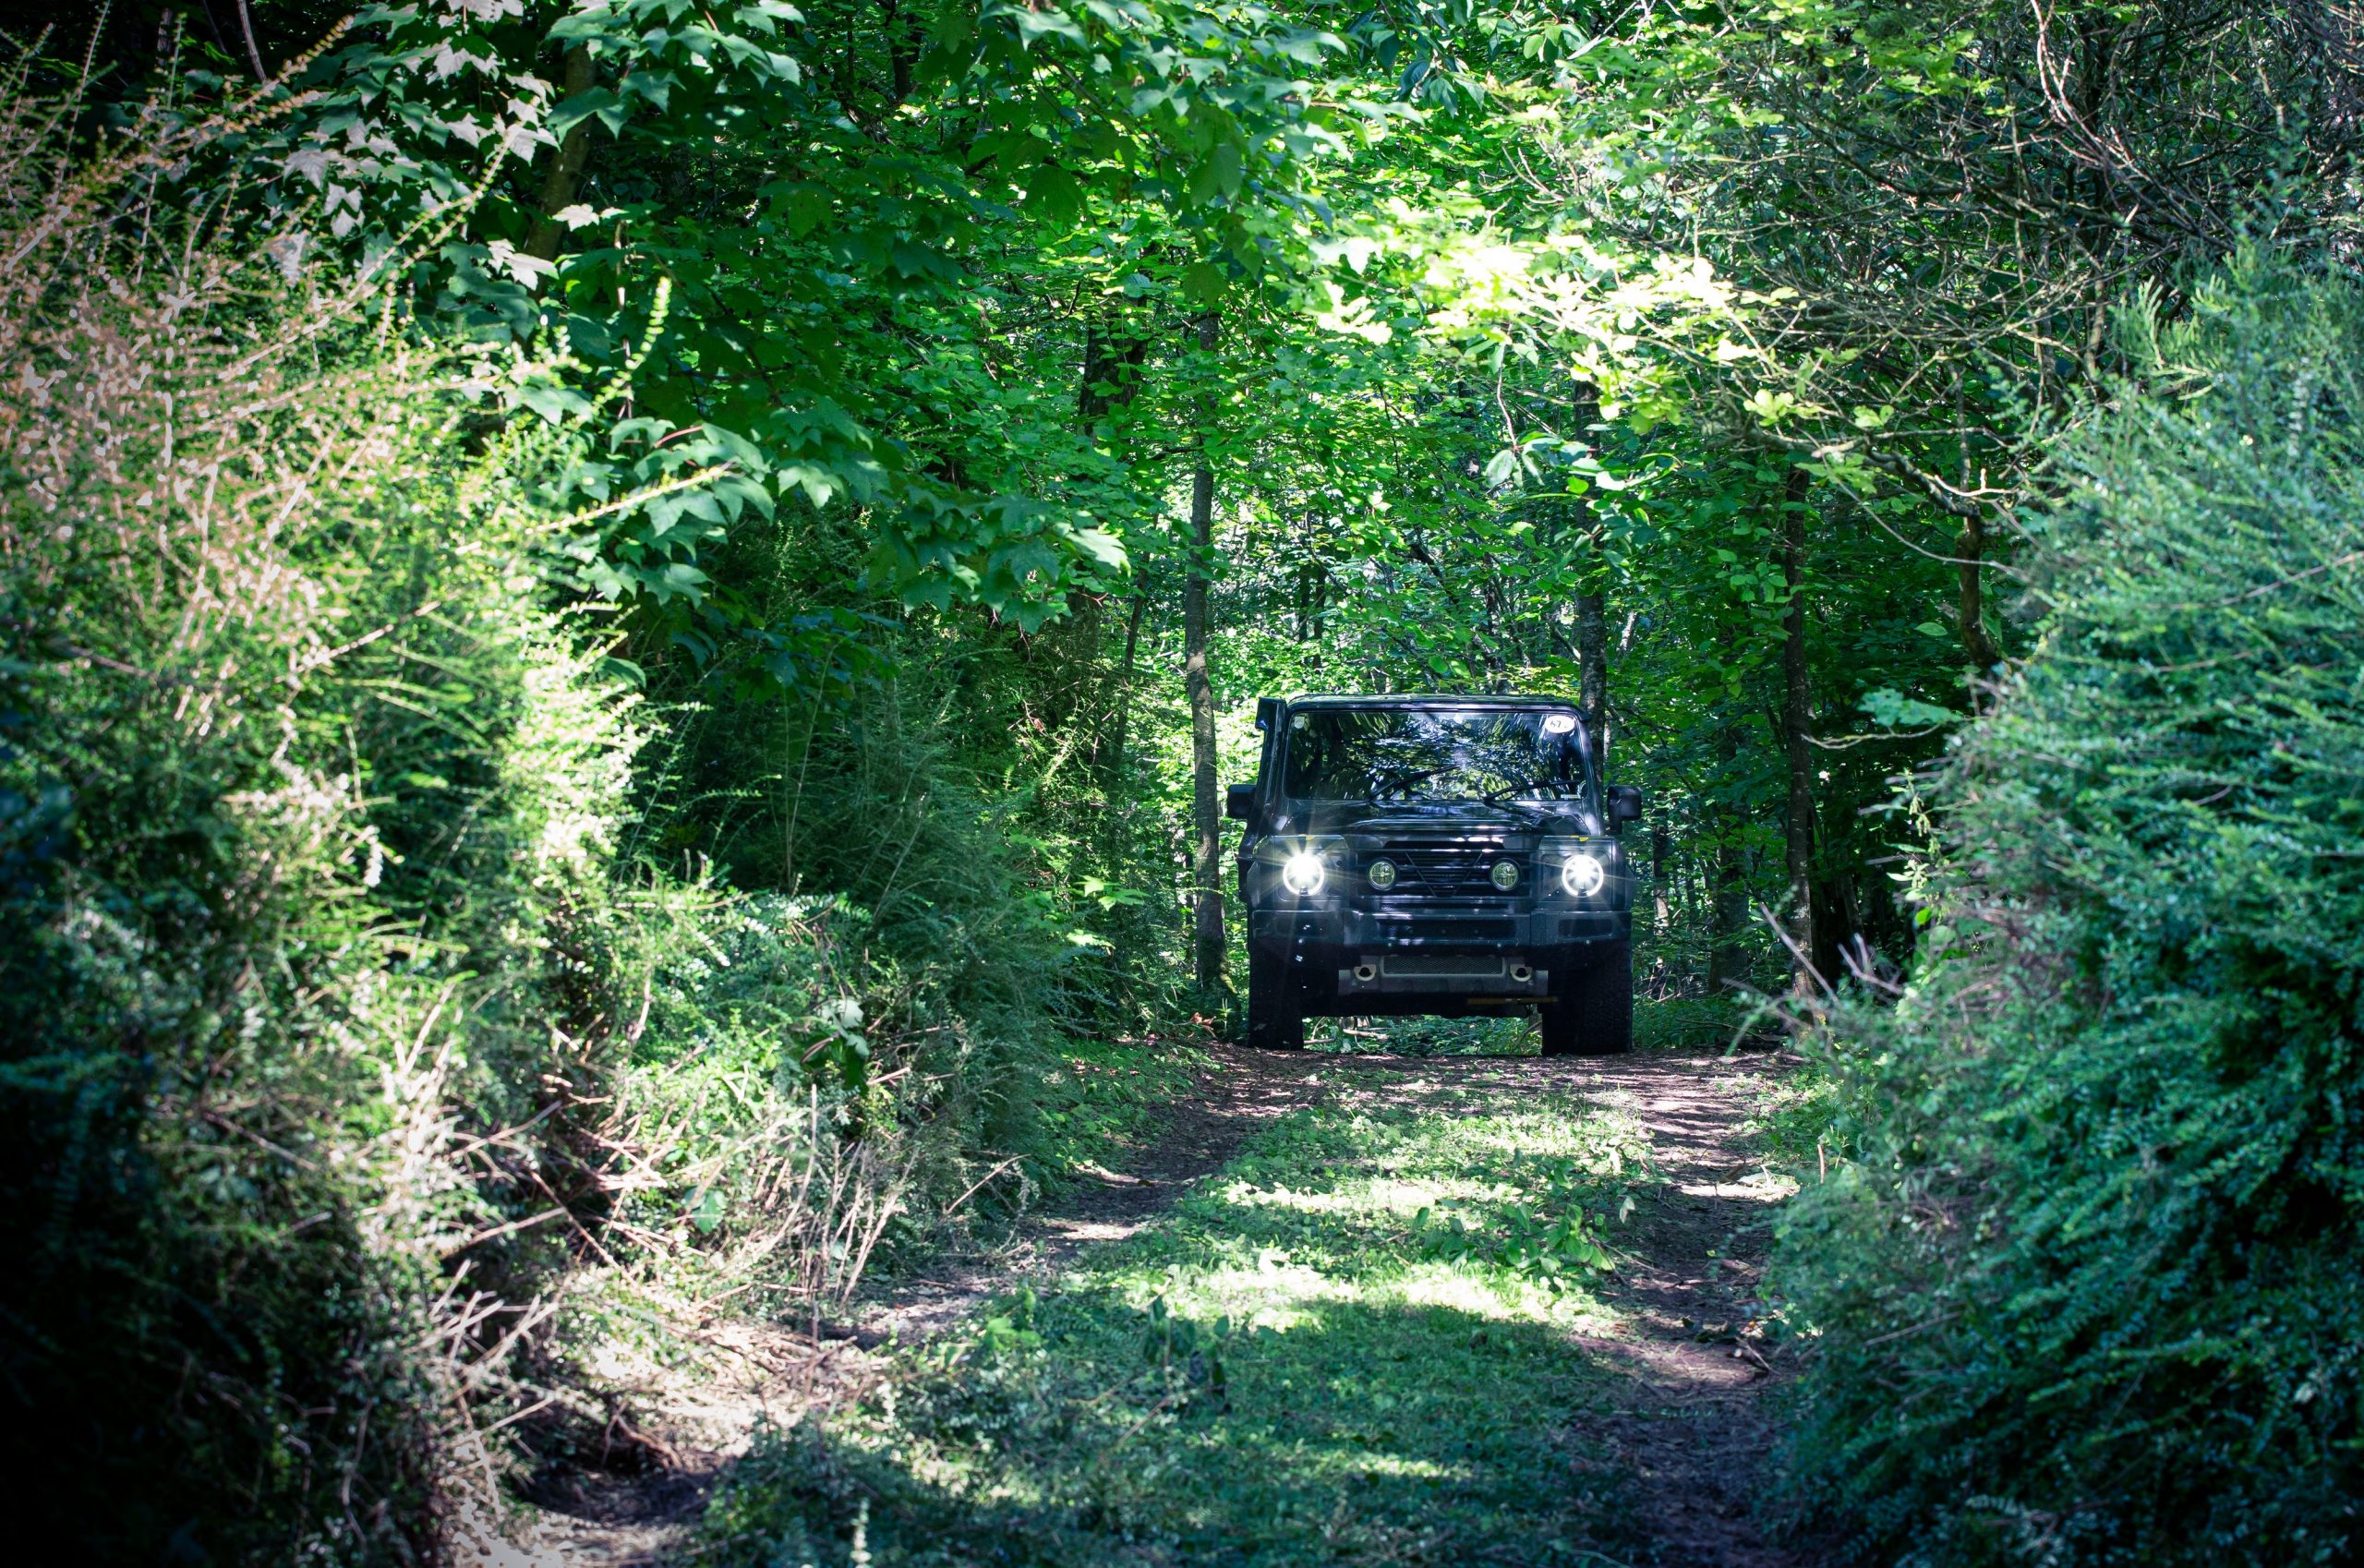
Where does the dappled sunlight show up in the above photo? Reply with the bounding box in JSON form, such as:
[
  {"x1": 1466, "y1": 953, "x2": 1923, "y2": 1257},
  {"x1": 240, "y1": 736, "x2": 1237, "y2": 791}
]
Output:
[
  {"x1": 1676, "y1": 1169, "x2": 1796, "y2": 1203},
  {"x1": 1149, "y1": 1260, "x2": 1357, "y2": 1330},
  {"x1": 1392, "y1": 1260, "x2": 1621, "y2": 1333},
  {"x1": 1215, "y1": 1174, "x2": 1514, "y2": 1218}
]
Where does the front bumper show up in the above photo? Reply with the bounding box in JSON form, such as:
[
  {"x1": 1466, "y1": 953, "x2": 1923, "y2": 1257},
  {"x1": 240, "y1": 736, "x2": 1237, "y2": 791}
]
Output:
[
  {"x1": 1247, "y1": 899, "x2": 1627, "y2": 1014},
  {"x1": 1334, "y1": 950, "x2": 1550, "y2": 999},
  {"x1": 1247, "y1": 902, "x2": 1625, "y2": 949}
]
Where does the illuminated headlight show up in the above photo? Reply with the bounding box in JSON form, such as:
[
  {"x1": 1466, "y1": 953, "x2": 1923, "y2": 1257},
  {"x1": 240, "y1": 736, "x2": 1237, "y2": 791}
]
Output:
[
  {"x1": 1281, "y1": 851, "x2": 1327, "y2": 897},
  {"x1": 1560, "y1": 852, "x2": 1607, "y2": 897},
  {"x1": 1255, "y1": 836, "x2": 1346, "y2": 899},
  {"x1": 1490, "y1": 859, "x2": 1521, "y2": 891}
]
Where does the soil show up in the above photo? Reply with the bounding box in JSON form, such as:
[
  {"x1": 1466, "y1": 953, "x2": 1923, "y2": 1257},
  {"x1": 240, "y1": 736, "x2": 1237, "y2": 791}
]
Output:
[{"x1": 464, "y1": 1045, "x2": 1811, "y2": 1567}]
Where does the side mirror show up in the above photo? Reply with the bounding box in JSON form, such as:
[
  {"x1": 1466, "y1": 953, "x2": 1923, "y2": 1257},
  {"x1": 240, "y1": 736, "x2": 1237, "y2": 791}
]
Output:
[
  {"x1": 1608, "y1": 785, "x2": 1646, "y2": 826},
  {"x1": 1224, "y1": 783, "x2": 1257, "y2": 822}
]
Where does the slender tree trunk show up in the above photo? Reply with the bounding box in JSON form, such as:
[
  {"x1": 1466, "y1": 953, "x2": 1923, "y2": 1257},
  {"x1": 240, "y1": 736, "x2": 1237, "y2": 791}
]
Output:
[
  {"x1": 1650, "y1": 818, "x2": 1670, "y2": 934},
  {"x1": 1080, "y1": 320, "x2": 1110, "y2": 420},
  {"x1": 1085, "y1": 311, "x2": 1152, "y2": 848},
  {"x1": 1569, "y1": 380, "x2": 1611, "y2": 778},
  {"x1": 881, "y1": 0, "x2": 915, "y2": 103},
  {"x1": 1956, "y1": 509, "x2": 2003, "y2": 673},
  {"x1": 526, "y1": 48, "x2": 597, "y2": 263},
  {"x1": 1780, "y1": 466, "x2": 1815, "y2": 990},
  {"x1": 234, "y1": 0, "x2": 270, "y2": 80},
  {"x1": 1813, "y1": 873, "x2": 1859, "y2": 984},
  {"x1": 1576, "y1": 588, "x2": 1608, "y2": 779},
  {"x1": 1185, "y1": 311, "x2": 1225, "y2": 993}
]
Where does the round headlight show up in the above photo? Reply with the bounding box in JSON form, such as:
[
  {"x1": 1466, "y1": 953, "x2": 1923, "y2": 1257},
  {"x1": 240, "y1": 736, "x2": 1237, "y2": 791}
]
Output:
[
  {"x1": 1490, "y1": 859, "x2": 1521, "y2": 891},
  {"x1": 1366, "y1": 857, "x2": 1398, "y2": 890},
  {"x1": 1281, "y1": 850, "x2": 1327, "y2": 897},
  {"x1": 1560, "y1": 852, "x2": 1606, "y2": 897}
]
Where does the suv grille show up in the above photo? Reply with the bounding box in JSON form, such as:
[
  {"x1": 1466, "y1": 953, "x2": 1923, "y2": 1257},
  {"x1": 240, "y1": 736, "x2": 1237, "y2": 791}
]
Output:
[{"x1": 1375, "y1": 841, "x2": 1512, "y2": 898}]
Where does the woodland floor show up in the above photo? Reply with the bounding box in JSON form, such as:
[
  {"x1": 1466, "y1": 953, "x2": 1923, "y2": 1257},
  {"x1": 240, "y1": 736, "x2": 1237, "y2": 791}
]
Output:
[{"x1": 473, "y1": 1043, "x2": 1815, "y2": 1567}]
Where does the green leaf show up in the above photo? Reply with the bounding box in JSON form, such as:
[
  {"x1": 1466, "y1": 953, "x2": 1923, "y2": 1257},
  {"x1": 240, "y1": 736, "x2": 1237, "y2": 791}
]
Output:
[{"x1": 548, "y1": 87, "x2": 625, "y2": 138}]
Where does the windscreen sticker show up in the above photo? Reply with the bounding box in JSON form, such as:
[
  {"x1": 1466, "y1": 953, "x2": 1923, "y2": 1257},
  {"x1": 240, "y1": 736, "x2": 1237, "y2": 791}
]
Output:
[{"x1": 1542, "y1": 714, "x2": 1576, "y2": 734}]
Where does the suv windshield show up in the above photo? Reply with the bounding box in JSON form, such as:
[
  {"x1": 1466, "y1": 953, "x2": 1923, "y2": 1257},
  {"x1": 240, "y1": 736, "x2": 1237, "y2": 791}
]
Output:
[{"x1": 1281, "y1": 707, "x2": 1590, "y2": 804}]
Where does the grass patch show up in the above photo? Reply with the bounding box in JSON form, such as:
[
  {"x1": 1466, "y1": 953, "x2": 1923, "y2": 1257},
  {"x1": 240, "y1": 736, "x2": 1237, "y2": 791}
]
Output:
[
  {"x1": 704, "y1": 1068, "x2": 1658, "y2": 1565},
  {"x1": 1030, "y1": 1031, "x2": 1216, "y2": 1176}
]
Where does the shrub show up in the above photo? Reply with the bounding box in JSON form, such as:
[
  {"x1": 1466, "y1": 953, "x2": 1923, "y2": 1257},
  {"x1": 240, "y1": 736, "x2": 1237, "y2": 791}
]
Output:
[
  {"x1": 0, "y1": 48, "x2": 1181, "y2": 1559},
  {"x1": 1774, "y1": 257, "x2": 2364, "y2": 1564},
  {"x1": 0, "y1": 61, "x2": 662, "y2": 1561}
]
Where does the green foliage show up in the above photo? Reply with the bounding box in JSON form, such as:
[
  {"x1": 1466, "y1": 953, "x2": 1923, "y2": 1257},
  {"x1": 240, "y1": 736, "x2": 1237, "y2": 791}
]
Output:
[
  {"x1": 0, "y1": 54, "x2": 1121, "y2": 1561},
  {"x1": 1774, "y1": 257, "x2": 2364, "y2": 1565},
  {"x1": 0, "y1": 86, "x2": 641, "y2": 1556},
  {"x1": 1410, "y1": 1193, "x2": 1616, "y2": 1287},
  {"x1": 247, "y1": 0, "x2": 1393, "y2": 669}
]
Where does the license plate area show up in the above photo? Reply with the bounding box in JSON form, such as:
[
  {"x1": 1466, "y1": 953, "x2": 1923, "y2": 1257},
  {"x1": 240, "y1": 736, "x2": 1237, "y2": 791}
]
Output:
[
  {"x1": 1337, "y1": 958, "x2": 1548, "y2": 997},
  {"x1": 1381, "y1": 954, "x2": 1504, "y2": 980}
]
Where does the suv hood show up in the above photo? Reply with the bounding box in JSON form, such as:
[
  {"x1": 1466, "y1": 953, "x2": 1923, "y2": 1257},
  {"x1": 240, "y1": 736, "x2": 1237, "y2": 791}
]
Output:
[{"x1": 1290, "y1": 800, "x2": 1600, "y2": 837}]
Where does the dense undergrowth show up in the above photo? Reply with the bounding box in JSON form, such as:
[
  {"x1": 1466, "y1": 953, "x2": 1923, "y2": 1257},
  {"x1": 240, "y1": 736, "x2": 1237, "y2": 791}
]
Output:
[
  {"x1": 1774, "y1": 260, "x2": 2364, "y2": 1565},
  {"x1": 0, "y1": 59, "x2": 1185, "y2": 1565}
]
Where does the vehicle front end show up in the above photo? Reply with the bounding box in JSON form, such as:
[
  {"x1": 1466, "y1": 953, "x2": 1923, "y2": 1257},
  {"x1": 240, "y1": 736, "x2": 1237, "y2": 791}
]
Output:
[{"x1": 1229, "y1": 696, "x2": 1642, "y2": 1054}]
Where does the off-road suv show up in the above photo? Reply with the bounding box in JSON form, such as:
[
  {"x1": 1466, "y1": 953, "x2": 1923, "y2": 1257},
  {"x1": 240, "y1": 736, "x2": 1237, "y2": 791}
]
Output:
[{"x1": 1226, "y1": 694, "x2": 1644, "y2": 1055}]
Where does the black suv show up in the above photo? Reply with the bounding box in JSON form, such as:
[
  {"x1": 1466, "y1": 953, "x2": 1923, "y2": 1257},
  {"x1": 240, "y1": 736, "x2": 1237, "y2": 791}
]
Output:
[{"x1": 1226, "y1": 694, "x2": 1644, "y2": 1055}]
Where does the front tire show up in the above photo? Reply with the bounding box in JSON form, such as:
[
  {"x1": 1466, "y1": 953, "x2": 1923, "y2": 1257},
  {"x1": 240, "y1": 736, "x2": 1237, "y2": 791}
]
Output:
[
  {"x1": 1539, "y1": 941, "x2": 1632, "y2": 1056},
  {"x1": 1245, "y1": 947, "x2": 1305, "y2": 1050}
]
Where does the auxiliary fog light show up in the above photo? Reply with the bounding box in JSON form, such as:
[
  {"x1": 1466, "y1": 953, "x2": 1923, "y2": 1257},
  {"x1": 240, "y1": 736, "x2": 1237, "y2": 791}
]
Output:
[
  {"x1": 1367, "y1": 857, "x2": 1398, "y2": 890},
  {"x1": 1490, "y1": 859, "x2": 1521, "y2": 891},
  {"x1": 1281, "y1": 851, "x2": 1328, "y2": 897},
  {"x1": 1560, "y1": 851, "x2": 1607, "y2": 897}
]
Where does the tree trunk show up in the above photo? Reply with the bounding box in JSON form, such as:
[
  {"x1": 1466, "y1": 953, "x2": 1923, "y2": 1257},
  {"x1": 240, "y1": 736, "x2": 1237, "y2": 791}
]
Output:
[
  {"x1": 1812, "y1": 873, "x2": 1859, "y2": 985},
  {"x1": 234, "y1": 0, "x2": 270, "y2": 80},
  {"x1": 1576, "y1": 588, "x2": 1608, "y2": 780},
  {"x1": 1956, "y1": 509, "x2": 2003, "y2": 674},
  {"x1": 1185, "y1": 311, "x2": 1225, "y2": 993},
  {"x1": 1650, "y1": 818, "x2": 1670, "y2": 935},
  {"x1": 1780, "y1": 467, "x2": 1815, "y2": 990},
  {"x1": 1569, "y1": 380, "x2": 1611, "y2": 778},
  {"x1": 526, "y1": 47, "x2": 597, "y2": 263}
]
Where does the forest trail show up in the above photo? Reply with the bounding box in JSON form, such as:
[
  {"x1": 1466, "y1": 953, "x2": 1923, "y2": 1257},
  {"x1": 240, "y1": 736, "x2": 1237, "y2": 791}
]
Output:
[{"x1": 499, "y1": 1046, "x2": 1807, "y2": 1566}]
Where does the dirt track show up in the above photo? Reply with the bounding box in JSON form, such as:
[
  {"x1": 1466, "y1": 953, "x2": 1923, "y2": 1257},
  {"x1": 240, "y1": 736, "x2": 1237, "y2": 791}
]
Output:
[{"x1": 480, "y1": 1045, "x2": 1807, "y2": 1566}]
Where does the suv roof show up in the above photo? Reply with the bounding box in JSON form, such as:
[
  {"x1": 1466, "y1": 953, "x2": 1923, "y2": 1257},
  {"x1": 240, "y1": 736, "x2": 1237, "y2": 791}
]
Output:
[{"x1": 1285, "y1": 693, "x2": 1579, "y2": 708}]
